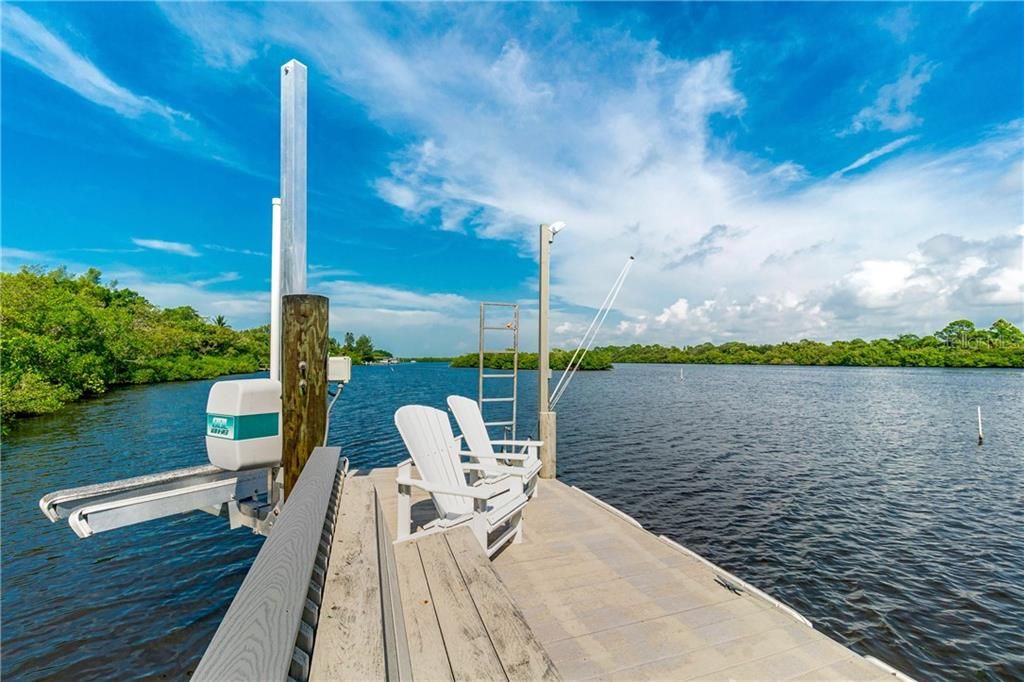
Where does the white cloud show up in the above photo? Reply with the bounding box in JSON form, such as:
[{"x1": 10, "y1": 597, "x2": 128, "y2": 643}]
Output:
[
  {"x1": 111, "y1": 268, "x2": 268, "y2": 321},
  {"x1": 317, "y1": 280, "x2": 469, "y2": 312},
  {"x1": 2, "y1": 6, "x2": 169, "y2": 119},
  {"x1": 846, "y1": 57, "x2": 936, "y2": 135},
  {"x1": 877, "y1": 7, "x2": 916, "y2": 43},
  {"x1": 131, "y1": 238, "x2": 200, "y2": 257},
  {"x1": 194, "y1": 271, "x2": 242, "y2": 287},
  {"x1": 1, "y1": 247, "x2": 50, "y2": 264},
  {"x1": 161, "y1": 5, "x2": 1022, "y2": 347},
  {"x1": 2, "y1": 6, "x2": 248, "y2": 171},
  {"x1": 968, "y1": 3, "x2": 984, "y2": 17},
  {"x1": 157, "y1": 3, "x2": 259, "y2": 70},
  {"x1": 309, "y1": 267, "x2": 358, "y2": 279},
  {"x1": 204, "y1": 244, "x2": 269, "y2": 257},
  {"x1": 833, "y1": 136, "x2": 918, "y2": 177}
]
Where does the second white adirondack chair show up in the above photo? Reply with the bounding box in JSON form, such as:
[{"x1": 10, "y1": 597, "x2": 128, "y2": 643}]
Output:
[
  {"x1": 394, "y1": 404, "x2": 529, "y2": 557},
  {"x1": 447, "y1": 395, "x2": 542, "y2": 498}
]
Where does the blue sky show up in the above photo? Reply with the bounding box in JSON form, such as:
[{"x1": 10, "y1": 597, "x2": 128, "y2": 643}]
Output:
[{"x1": 2, "y1": 2, "x2": 1022, "y2": 355}]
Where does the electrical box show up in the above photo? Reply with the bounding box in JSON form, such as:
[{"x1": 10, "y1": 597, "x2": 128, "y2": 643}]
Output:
[
  {"x1": 206, "y1": 379, "x2": 282, "y2": 471},
  {"x1": 328, "y1": 356, "x2": 352, "y2": 383}
]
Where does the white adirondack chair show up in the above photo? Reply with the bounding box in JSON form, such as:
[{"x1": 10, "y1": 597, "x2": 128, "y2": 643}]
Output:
[
  {"x1": 446, "y1": 395, "x2": 543, "y2": 499},
  {"x1": 394, "y1": 405, "x2": 529, "y2": 557}
]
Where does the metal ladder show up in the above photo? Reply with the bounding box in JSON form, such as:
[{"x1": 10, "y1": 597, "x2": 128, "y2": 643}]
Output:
[{"x1": 477, "y1": 302, "x2": 520, "y2": 445}]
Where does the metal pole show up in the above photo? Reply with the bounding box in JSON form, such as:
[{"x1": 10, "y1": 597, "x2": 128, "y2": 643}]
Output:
[
  {"x1": 538, "y1": 224, "x2": 557, "y2": 478},
  {"x1": 270, "y1": 198, "x2": 282, "y2": 382},
  {"x1": 280, "y1": 59, "x2": 307, "y2": 295}
]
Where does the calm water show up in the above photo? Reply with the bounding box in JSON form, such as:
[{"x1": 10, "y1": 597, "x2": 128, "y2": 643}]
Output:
[{"x1": 2, "y1": 363, "x2": 1022, "y2": 680}]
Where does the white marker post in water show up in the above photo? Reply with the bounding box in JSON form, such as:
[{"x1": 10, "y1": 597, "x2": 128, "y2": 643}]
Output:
[{"x1": 977, "y1": 406, "x2": 984, "y2": 445}]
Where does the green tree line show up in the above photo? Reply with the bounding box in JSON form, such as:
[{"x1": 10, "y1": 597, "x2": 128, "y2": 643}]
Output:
[
  {"x1": 594, "y1": 319, "x2": 1024, "y2": 368},
  {"x1": 329, "y1": 331, "x2": 393, "y2": 364},
  {"x1": 450, "y1": 349, "x2": 614, "y2": 370},
  {"x1": 0, "y1": 267, "x2": 391, "y2": 428}
]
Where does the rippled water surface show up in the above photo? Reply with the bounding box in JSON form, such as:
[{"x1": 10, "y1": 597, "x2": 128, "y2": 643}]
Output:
[{"x1": 2, "y1": 363, "x2": 1022, "y2": 680}]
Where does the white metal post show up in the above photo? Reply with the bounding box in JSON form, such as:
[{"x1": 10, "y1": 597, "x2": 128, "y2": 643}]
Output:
[
  {"x1": 538, "y1": 223, "x2": 556, "y2": 479},
  {"x1": 280, "y1": 59, "x2": 308, "y2": 295},
  {"x1": 270, "y1": 198, "x2": 282, "y2": 382}
]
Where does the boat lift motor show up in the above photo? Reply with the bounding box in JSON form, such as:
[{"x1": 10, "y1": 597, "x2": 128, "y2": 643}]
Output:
[
  {"x1": 39, "y1": 378, "x2": 283, "y2": 539},
  {"x1": 206, "y1": 379, "x2": 282, "y2": 471}
]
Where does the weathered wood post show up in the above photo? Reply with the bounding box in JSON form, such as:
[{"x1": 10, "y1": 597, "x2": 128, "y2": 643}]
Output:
[{"x1": 282, "y1": 294, "x2": 329, "y2": 498}]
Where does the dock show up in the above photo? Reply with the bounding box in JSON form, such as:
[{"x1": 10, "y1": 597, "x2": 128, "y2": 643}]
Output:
[{"x1": 194, "y1": 451, "x2": 910, "y2": 681}]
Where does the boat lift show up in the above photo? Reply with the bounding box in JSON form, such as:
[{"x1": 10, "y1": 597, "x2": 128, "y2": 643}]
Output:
[
  {"x1": 40, "y1": 465, "x2": 273, "y2": 538},
  {"x1": 37, "y1": 59, "x2": 338, "y2": 540}
]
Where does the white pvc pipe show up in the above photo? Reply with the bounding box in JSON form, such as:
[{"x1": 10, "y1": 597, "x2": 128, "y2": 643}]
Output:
[{"x1": 270, "y1": 198, "x2": 282, "y2": 382}]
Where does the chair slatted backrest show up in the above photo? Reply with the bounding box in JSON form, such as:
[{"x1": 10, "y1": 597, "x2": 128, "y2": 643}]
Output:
[
  {"x1": 395, "y1": 405, "x2": 473, "y2": 517},
  {"x1": 447, "y1": 395, "x2": 497, "y2": 461}
]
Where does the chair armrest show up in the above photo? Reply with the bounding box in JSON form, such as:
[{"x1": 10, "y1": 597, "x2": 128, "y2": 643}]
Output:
[
  {"x1": 396, "y1": 476, "x2": 499, "y2": 500},
  {"x1": 462, "y1": 463, "x2": 532, "y2": 478},
  {"x1": 491, "y1": 439, "x2": 543, "y2": 448},
  {"x1": 460, "y1": 450, "x2": 529, "y2": 461}
]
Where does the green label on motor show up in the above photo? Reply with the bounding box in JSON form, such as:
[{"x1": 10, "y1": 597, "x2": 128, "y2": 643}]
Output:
[{"x1": 206, "y1": 413, "x2": 278, "y2": 440}]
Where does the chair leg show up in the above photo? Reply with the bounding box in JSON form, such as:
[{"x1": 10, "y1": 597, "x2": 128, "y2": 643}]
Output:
[
  {"x1": 472, "y1": 517, "x2": 488, "y2": 553},
  {"x1": 397, "y1": 484, "x2": 411, "y2": 541}
]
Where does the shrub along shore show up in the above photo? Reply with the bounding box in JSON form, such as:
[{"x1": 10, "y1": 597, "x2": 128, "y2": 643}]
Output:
[
  {"x1": 2, "y1": 266, "x2": 1020, "y2": 429},
  {"x1": 0, "y1": 267, "x2": 386, "y2": 430}
]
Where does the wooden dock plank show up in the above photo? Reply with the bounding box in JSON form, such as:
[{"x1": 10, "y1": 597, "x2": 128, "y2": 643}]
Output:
[
  {"x1": 445, "y1": 527, "x2": 560, "y2": 681},
  {"x1": 310, "y1": 475, "x2": 386, "y2": 681},
  {"x1": 584, "y1": 623, "x2": 823, "y2": 681},
  {"x1": 415, "y1": 531, "x2": 507, "y2": 680},
  {"x1": 394, "y1": 540, "x2": 455, "y2": 681},
  {"x1": 688, "y1": 633, "x2": 866, "y2": 681},
  {"x1": 365, "y1": 467, "x2": 900, "y2": 682},
  {"x1": 492, "y1": 477, "x2": 890, "y2": 681}
]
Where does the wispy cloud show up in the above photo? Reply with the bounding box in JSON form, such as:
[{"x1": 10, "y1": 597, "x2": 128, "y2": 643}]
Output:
[
  {"x1": 194, "y1": 271, "x2": 242, "y2": 287},
  {"x1": 131, "y1": 238, "x2": 200, "y2": 257},
  {"x1": 845, "y1": 57, "x2": 937, "y2": 135},
  {"x1": 2, "y1": 6, "x2": 249, "y2": 171},
  {"x1": 203, "y1": 244, "x2": 269, "y2": 257},
  {"x1": 109, "y1": 267, "x2": 269, "y2": 323},
  {"x1": 2, "y1": 6, "x2": 173, "y2": 119},
  {"x1": 108, "y1": 5, "x2": 1024, "y2": 344},
  {"x1": 1, "y1": 247, "x2": 51, "y2": 265},
  {"x1": 877, "y1": 7, "x2": 916, "y2": 43},
  {"x1": 68, "y1": 247, "x2": 145, "y2": 254},
  {"x1": 157, "y1": 3, "x2": 259, "y2": 70},
  {"x1": 309, "y1": 267, "x2": 358, "y2": 279},
  {"x1": 666, "y1": 225, "x2": 747, "y2": 269},
  {"x1": 833, "y1": 135, "x2": 918, "y2": 177}
]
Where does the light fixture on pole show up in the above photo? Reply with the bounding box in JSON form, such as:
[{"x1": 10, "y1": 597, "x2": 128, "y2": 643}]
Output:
[{"x1": 538, "y1": 221, "x2": 565, "y2": 479}]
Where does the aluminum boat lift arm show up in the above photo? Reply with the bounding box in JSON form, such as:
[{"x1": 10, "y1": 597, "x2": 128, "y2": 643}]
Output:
[{"x1": 39, "y1": 464, "x2": 274, "y2": 538}]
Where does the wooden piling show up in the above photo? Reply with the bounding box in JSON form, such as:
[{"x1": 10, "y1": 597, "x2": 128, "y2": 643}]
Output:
[
  {"x1": 282, "y1": 294, "x2": 329, "y2": 498},
  {"x1": 539, "y1": 410, "x2": 557, "y2": 479}
]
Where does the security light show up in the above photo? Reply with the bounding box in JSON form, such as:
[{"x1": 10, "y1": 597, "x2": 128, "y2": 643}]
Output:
[{"x1": 549, "y1": 221, "x2": 566, "y2": 236}]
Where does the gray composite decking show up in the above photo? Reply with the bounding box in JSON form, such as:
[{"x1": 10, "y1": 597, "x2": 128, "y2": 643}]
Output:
[{"x1": 368, "y1": 466, "x2": 905, "y2": 682}]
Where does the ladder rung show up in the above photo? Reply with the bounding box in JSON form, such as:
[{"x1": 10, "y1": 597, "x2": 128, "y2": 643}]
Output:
[
  {"x1": 481, "y1": 397, "x2": 514, "y2": 403},
  {"x1": 484, "y1": 420, "x2": 514, "y2": 427},
  {"x1": 482, "y1": 374, "x2": 514, "y2": 379},
  {"x1": 482, "y1": 326, "x2": 517, "y2": 331}
]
